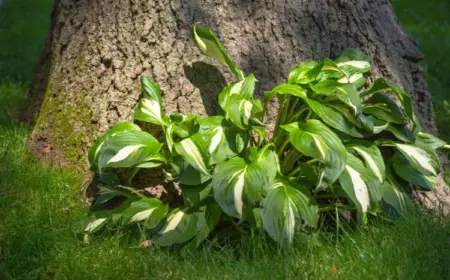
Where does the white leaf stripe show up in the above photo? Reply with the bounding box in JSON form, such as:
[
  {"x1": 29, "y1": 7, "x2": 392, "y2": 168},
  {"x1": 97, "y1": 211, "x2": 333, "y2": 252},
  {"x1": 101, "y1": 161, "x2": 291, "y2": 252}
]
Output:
[
  {"x1": 180, "y1": 138, "x2": 209, "y2": 175},
  {"x1": 209, "y1": 127, "x2": 224, "y2": 153},
  {"x1": 396, "y1": 144, "x2": 437, "y2": 175},
  {"x1": 352, "y1": 147, "x2": 383, "y2": 183},
  {"x1": 308, "y1": 132, "x2": 326, "y2": 160},
  {"x1": 233, "y1": 171, "x2": 246, "y2": 218},
  {"x1": 159, "y1": 210, "x2": 185, "y2": 234},
  {"x1": 129, "y1": 208, "x2": 156, "y2": 223},
  {"x1": 107, "y1": 145, "x2": 143, "y2": 164},
  {"x1": 85, "y1": 218, "x2": 107, "y2": 232},
  {"x1": 346, "y1": 166, "x2": 370, "y2": 212},
  {"x1": 337, "y1": 61, "x2": 370, "y2": 69},
  {"x1": 140, "y1": 98, "x2": 163, "y2": 123}
]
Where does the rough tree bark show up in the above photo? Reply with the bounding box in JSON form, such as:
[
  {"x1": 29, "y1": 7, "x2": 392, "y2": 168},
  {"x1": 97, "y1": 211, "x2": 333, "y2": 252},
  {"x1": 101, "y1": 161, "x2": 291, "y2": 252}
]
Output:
[{"x1": 23, "y1": 0, "x2": 449, "y2": 213}]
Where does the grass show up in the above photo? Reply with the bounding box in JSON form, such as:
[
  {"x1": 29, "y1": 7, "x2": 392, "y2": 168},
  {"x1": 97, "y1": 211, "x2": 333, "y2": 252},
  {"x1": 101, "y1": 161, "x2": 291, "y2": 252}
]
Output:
[{"x1": 0, "y1": 0, "x2": 450, "y2": 279}]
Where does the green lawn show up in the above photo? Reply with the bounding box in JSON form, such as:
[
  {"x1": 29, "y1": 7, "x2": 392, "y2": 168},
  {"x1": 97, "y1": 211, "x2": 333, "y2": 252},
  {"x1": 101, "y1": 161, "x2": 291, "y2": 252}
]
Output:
[{"x1": 0, "y1": 0, "x2": 449, "y2": 279}]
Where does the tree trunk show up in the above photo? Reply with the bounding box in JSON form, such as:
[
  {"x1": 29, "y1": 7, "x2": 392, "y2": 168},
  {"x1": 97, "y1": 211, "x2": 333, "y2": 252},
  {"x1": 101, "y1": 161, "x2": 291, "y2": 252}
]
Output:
[{"x1": 24, "y1": 0, "x2": 449, "y2": 213}]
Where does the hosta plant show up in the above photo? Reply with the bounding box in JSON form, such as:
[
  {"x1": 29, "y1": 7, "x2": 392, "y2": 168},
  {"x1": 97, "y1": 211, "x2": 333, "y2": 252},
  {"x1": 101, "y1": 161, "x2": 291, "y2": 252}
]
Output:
[{"x1": 85, "y1": 24, "x2": 449, "y2": 248}]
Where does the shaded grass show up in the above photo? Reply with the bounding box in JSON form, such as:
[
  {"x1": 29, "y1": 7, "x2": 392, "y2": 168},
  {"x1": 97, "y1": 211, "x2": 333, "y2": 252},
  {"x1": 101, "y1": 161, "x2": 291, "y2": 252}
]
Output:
[{"x1": 0, "y1": 0, "x2": 450, "y2": 279}]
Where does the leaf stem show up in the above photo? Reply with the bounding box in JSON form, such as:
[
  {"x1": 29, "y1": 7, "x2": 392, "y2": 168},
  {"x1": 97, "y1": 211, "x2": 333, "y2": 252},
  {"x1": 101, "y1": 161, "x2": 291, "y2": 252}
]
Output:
[
  {"x1": 277, "y1": 137, "x2": 290, "y2": 157},
  {"x1": 287, "y1": 107, "x2": 309, "y2": 123}
]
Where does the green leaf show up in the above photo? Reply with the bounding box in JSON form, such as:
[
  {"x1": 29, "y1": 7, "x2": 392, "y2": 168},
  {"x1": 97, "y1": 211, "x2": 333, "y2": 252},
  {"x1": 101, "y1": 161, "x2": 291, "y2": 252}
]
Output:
[
  {"x1": 218, "y1": 75, "x2": 257, "y2": 109},
  {"x1": 386, "y1": 124, "x2": 414, "y2": 143},
  {"x1": 311, "y1": 80, "x2": 364, "y2": 113},
  {"x1": 345, "y1": 153, "x2": 383, "y2": 205},
  {"x1": 415, "y1": 132, "x2": 447, "y2": 150},
  {"x1": 121, "y1": 197, "x2": 168, "y2": 228},
  {"x1": 310, "y1": 80, "x2": 340, "y2": 95},
  {"x1": 85, "y1": 217, "x2": 108, "y2": 233},
  {"x1": 134, "y1": 77, "x2": 167, "y2": 126},
  {"x1": 97, "y1": 131, "x2": 162, "y2": 171},
  {"x1": 181, "y1": 182, "x2": 212, "y2": 207},
  {"x1": 391, "y1": 153, "x2": 436, "y2": 190},
  {"x1": 185, "y1": 202, "x2": 222, "y2": 249},
  {"x1": 335, "y1": 48, "x2": 371, "y2": 74},
  {"x1": 394, "y1": 143, "x2": 438, "y2": 176},
  {"x1": 259, "y1": 180, "x2": 318, "y2": 247},
  {"x1": 346, "y1": 140, "x2": 385, "y2": 183},
  {"x1": 178, "y1": 163, "x2": 211, "y2": 186},
  {"x1": 339, "y1": 164, "x2": 370, "y2": 212},
  {"x1": 361, "y1": 78, "x2": 415, "y2": 129},
  {"x1": 363, "y1": 92, "x2": 406, "y2": 124},
  {"x1": 88, "y1": 122, "x2": 141, "y2": 170},
  {"x1": 191, "y1": 24, "x2": 244, "y2": 80},
  {"x1": 152, "y1": 208, "x2": 202, "y2": 246},
  {"x1": 200, "y1": 120, "x2": 248, "y2": 165},
  {"x1": 271, "y1": 84, "x2": 365, "y2": 137},
  {"x1": 282, "y1": 119, "x2": 347, "y2": 187},
  {"x1": 333, "y1": 83, "x2": 362, "y2": 114},
  {"x1": 174, "y1": 133, "x2": 210, "y2": 176},
  {"x1": 321, "y1": 59, "x2": 346, "y2": 79},
  {"x1": 288, "y1": 61, "x2": 321, "y2": 84},
  {"x1": 94, "y1": 185, "x2": 131, "y2": 205},
  {"x1": 381, "y1": 170, "x2": 412, "y2": 217},
  {"x1": 212, "y1": 145, "x2": 278, "y2": 219}
]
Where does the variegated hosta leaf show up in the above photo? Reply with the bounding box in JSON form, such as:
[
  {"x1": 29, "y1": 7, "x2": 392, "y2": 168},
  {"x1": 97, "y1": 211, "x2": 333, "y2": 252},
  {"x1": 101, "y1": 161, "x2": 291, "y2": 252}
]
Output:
[
  {"x1": 282, "y1": 119, "x2": 347, "y2": 188},
  {"x1": 152, "y1": 208, "x2": 200, "y2": 246},
  {"x1": 415, "y1": 132, "x2": 447, "y2": 150},
  {"x1": 212, "y1": 145, "x2": 278, "y2": 219},
  {"x1": 181, "y1": 182, "x2": 212, "y2": 207},
  {"x1": 121, "y1": 197, "x2": 168, "y2": 228},
  {"x1": 391, "y1": 153, "x2": 436, "y2": 190},
  {"x1": 191, "y1": 24, "x2": 245, "y2": 80},
  {"x1": 199, "y1": 117, "x2": 248, "y2": 164},
  {"x1": 288, "y1": 61, "x2": 321, "y2": 84},
  {"x1": 333, "y1": 84, "x2": 362, "y2": 114},
  {"x1": 85, "y1": 217, "x2": 108, "y2": 233},
  {"x1": 360, "y1": 78, "x2": 417, "y2": 133},
  {"x1": 259, "y1": 180, "x2": 318, "y2": 247},
  {"x1": 174, "y1": 133, "x2": 210, "y2": 176},
  {"x1": 165, "y1": 114, "x2": 200, "y2": 151},
  {"x1": 339, "y1": 164, "x2": 370, "y2": 213},
  {"x1": 335, "y1": 48, "x2": 371, "y2": 75},
  {"x1": 394, "y1": 143, "x2": 438, "y2": 176},
  {"x1": 310, "y1": 81, "x2": 362, "y2": 114},
  {"x1": 225, "y1": 96, "x2": 263, "y2": 129},
  {"x1": 94, "y1": 185, "x2": 132, "y2": 205},
  {"x1": 345, "y1": 153, "x2": 383, "y2": 205},
  {"x1": 338, "y1": 73, "x2": 366, "y2": 88},
  {"x1": 320, "y1": 59, "x2": 346, "y2": 79},
  {"x1": 134, "y1": 77, "x2": 167, "y2": 126},
  {"x1": 271, "y1": 84, "x2": 365, "y2": 137},
  {"x1": 346, "y1": 140, "x2": 385, "y2": 183},
  {"x1": 218, "y1": 75, "x2": 256, "y2": 109},
  {"x1": 356, "y1": 113, "x2": 389, "y2": 134},
  {"x1": 97, "y1": 130, "x2": 162, "y2": 171},
  {"x1": 88, "y1": 122, "x2": 141, "y2": 170},
  {"x1": 85, "y1": 196, "x2": 168, "y2": 232},
  {"x1": 362, "y1": 92, "x2": 406, "y2": 124},
  {"x1": 185, "y1": 202, "x2": 222, "y2": 249},
  {"x1": 381, "y1": 168, "x2": 413, "y2": 216}
]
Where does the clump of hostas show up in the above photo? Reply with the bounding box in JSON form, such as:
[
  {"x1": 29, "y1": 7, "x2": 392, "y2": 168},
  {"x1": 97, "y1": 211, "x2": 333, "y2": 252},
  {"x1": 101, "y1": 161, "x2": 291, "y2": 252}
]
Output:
[{"x1": 85, "y1": 24, "x2": 449, "y2": 248}]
